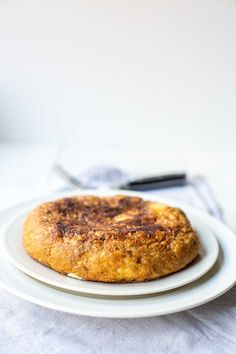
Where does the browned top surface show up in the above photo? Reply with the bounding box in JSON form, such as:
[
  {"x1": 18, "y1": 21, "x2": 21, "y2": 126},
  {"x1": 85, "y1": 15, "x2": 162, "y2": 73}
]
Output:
[{"x1": 35, "y1": 195, "x2": 194, "y2": 242}]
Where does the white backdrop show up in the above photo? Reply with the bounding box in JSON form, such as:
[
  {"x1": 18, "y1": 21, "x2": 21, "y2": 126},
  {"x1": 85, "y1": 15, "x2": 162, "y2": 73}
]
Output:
[{"x1": 0, "y1": 0, "x2": 236, "y2": 151}]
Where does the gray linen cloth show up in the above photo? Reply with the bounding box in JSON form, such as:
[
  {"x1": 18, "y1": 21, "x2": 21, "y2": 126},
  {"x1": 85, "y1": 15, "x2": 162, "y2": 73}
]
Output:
[{"x1": 0, "y1": 182, "x2": 235, "y2": 354}]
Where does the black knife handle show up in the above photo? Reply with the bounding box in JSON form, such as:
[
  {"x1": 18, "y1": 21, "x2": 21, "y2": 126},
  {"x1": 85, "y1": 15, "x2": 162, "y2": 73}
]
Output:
[{"x1": 121, "y1": 173, "x2": 187, "y2": 191}]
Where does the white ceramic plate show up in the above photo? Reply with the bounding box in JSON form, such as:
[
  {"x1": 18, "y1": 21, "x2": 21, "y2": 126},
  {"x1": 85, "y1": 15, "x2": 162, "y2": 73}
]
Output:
[
  {"x1": 1, "y1": 192, "x2": 219, "y2": 296},
  {"x1": 0, "y1": 191, "x2": 235, "y2": 318}
]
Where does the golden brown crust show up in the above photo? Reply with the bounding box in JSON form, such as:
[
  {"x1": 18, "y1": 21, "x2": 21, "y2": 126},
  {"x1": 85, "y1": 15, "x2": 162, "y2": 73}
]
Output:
[{"x1": 23, "y1": 195, "x2": 200, "y2": 283}]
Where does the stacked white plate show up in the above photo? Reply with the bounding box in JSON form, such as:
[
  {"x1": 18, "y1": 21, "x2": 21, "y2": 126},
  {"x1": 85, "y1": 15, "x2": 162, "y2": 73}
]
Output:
[{"x1": 0, "y1": 189, "x2": 235, "y2": 318}]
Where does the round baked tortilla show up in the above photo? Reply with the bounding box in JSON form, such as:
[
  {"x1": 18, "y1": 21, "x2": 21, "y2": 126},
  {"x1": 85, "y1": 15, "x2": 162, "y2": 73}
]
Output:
[{"x1": 23, "y1": 195, "x2": 200, "y2": 283}]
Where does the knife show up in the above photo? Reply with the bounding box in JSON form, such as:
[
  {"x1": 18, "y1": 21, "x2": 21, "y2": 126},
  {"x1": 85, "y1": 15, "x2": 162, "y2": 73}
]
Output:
[{"x1": 54, "y1": 164, "x2": 187, "y2": 190}]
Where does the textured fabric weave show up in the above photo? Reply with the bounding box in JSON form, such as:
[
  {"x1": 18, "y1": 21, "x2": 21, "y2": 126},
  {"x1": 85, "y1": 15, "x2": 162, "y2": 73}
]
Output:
[{"x1": 0, "y1": 184, "x2": 235, "y2": 354}]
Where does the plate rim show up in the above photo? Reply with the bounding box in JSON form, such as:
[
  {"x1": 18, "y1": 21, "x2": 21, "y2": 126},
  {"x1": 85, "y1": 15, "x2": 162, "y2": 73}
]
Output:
[{"x1": 1, "y1": 205, "x2": 219, "y2": 296}]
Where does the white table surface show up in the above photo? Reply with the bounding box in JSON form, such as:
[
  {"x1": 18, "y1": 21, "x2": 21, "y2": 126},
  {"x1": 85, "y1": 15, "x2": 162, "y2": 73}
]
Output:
[
  {"x1": 1, "y1": 143, "x2": 236, "y2": 225},
  {"x1": 0, "y1": 142, "x2": 236, "y2": 354}
]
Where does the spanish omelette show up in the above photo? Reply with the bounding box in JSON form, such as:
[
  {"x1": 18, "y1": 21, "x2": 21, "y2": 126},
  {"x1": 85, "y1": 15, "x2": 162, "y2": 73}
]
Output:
[{"x1": 23, "y1": 195, "x2": 200, "y2": 283}]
